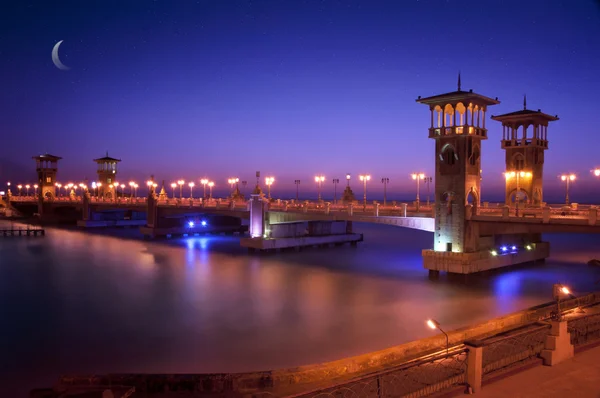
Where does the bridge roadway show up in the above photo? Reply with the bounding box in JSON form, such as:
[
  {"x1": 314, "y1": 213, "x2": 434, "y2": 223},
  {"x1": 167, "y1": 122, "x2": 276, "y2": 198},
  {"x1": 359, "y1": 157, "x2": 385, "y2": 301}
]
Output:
[{"x1": 8, "y1": 195, "x2": 600, "y2": 233}]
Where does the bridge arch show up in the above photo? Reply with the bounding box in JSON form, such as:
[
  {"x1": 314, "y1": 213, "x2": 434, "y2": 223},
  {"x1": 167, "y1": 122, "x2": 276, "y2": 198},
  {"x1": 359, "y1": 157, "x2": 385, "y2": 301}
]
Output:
[
  {"x1": 44, "y1": 191, "x2": 54, "y2": 200},
  {"x1": 507, "y1": 188, "x2": 529, "y2": 205},
  {"x1": 466, "y1": 187, "x2": 479, "y2": 212}
]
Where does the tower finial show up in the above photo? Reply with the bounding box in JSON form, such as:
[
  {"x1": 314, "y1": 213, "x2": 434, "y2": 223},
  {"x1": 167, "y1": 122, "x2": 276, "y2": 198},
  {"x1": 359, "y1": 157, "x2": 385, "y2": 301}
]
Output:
[
  {"x1": 106, "y1": 150, "x2": 109, "y2": 157},
  {"x1": 457, "y1": 71, "x2": 461, "y2": 91},
  {"x1": 523, "y1": 94, "x2": 527, "y2": 110}
]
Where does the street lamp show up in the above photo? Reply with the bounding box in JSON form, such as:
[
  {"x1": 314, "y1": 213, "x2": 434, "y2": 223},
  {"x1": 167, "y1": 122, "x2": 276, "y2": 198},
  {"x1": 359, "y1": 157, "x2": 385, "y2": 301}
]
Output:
[
  {"x1": 560, "y1": 173, "x2": 576, "y2": 205},
  {"x1": 91, "y1": 182, "x2": 97, "y2": 197},
  {"x1": 56, "y1": 183, "x2": 62, "y2": 197},
  {"x1": 265, "y1": 177, "x2": 275, "y2": 199},
  {"x1": 426, "y1": 319, "x2": 449, "y2": 354},
  {"x1": 411, "y1": 173, "x2": 425, "y2": 208},
  {"x1": 120, "y1": 184, "x2": 125, "y2": 197},
  {"x1": 96, "y1": 182, "x2": 101, "y2": 198},
  {"x1": 381, "y1": 177, "x2": 389, "y2": 206},
  {"x1": 200, "y1": 178, "x2": 209, "y2": 198},
  {"x1": 208, "y1": 181, "x2": 214, "y2": 198},
  {"x1": 170, "y1": 183, "x2": 176, "y2": 198},
  {"x1": 346, "y1": 173, "x2": 351, "y2": 187},
  {"x1": 177, "y1": 179, "x2": 185, "y2": 198},
  {"x1": 553, "y1": 284, "x2": 572, "y2": 321},
  {"x1": 228, "y1": 177, "x2": 239, "y2": 195},
  {"x1": 294, "y1": 179, "x2": 301, "y2": 201},
  {"x1": 423, "y1": 176, "x2": 433, "y2": 206},
  {"x1": 332, "y1": 178, "x2": 339, "y2": 204},
  {"x1": 17, "y1": 184, "x2": 22, "y2": 196},
  {"x1": 34, "y1": 184, "x2": 39, "y2": 197},
  {"x1": 25, "y1": 184, "x2": 30, "y2": 196},
  {"x1": 504, "y1": 171, "x2": 532, "y2": 216},
  {"x1": 593, "y1": 168, "x2": 600, "y2": 177},
  {"x1": 359, "y1": 175, "x2": 371, "y2": 209},
  {"x1": 188, "y1": 182, "x2": 195, "y2": 198},
  {"x1": 315, "y1": 175, "x2": 325, "y2": 201}
]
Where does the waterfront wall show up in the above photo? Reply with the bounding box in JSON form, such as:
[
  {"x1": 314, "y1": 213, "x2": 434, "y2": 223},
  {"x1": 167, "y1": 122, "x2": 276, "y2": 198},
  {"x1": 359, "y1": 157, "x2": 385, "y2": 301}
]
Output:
[{"x1": 43, "y1": 291, "x2": 600, "y2": 397}]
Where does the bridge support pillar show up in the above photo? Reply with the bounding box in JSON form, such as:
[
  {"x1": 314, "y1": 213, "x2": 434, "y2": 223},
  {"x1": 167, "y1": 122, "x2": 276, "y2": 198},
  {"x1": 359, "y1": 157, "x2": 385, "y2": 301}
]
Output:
[
  {"x1": 373, "y1": 203, "x2": 379, "y2": 216},
  {"x1": 249, "y1": 194, "x2": 266, "y2": 238}
]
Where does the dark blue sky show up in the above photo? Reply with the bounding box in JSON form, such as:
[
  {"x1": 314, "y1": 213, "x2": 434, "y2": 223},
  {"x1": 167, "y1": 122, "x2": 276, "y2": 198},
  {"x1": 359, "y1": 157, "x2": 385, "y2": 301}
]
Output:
[{"x1": 1, "y1": 0, "x2": 600, "y2": 200}]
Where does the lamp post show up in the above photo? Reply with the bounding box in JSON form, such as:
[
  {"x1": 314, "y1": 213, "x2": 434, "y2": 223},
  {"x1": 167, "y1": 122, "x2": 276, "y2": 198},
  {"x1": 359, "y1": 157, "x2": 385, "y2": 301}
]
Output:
[
  {"x1": 34, "y1": 184, "x2": 38, "y2": 197},
  {"x1": 553, "y1": 284, "x2": 572, "y2": 321},
  {"x1": 208, "y1": 181, "x2": 214, "y2": 199},
  {"x1": 381, "y1": 177, "x2": 389, "y2": 206},
  {"x1": 242, "y1": 180, "x2": 247, "y2": 195},
  {"x1": 411, "y1": 173, "x2": 425, "y2": 208},
  {"x1": 25, "y1": 184, "x2": 30, "y2": 196},
  {"x1": 228, "y1": 178, "x2": 239, "y2": 196},
  {"x1": 359, "y1": 174, "x2": 370, "y2": 210},
  {"x1": 96, "y1": 182, "x2": 101, "y2": 198},
  {"x1": 294, "y1": 179, "x2": 300, "y2": 201},
  {"x1": 188, "y1": 182, "x2": 195, "y2": 198},
  {"x1": 265, "y1": 177, "x2": 274, "y2": 200},
  {"x1": 332, "y1": 178, "x2": 339, "y2": 204},
  {"x1": 504, "y1": 171, "x2": 532, "y2": 216},
  {"x1": 426, "y1": 319, "x2": 449, "y2": 354},
  {"x1": 346, "y1": 173, "x2": 351, "y2": 187},
  {"x1": 315, "y1": 175, "x2": 325, "y2": 201},
  {"x1": 133, "y1": 183, "x2": 138, "y2": 197},
  {"x1": 200, "y1": 179, "x2": 208, "y2": 199},
  {"x1": 594, "y1": 168, "x2": 600, "y2": 178},
  {"x1": 17, "y1": 184, "x2": 22, "y2": 196},
  {"x1": 120, "y1": 184, "x2": 125, "y2": 198},
  {"x1": 424, "y1": 176, "x2": 433, "y2": 206},
  {"x1": 91, "y1": 182, "x2": 97, "y2": 197},
  {"x1": 177, "y1": 180, "x2": 185, "y2": 198},
  {"x1": 560, "y1": 173, "x2": 576, "y2": 205},
  {"x1": 170, "y1": 183, "x2": 176, "y2": 199}
]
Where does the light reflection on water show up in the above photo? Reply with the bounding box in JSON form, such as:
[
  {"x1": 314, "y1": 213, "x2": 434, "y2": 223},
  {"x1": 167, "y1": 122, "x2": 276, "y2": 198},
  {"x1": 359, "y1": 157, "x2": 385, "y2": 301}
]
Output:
[{"x1": 0, "y1": 221, "x2": 599, "y2": 396}]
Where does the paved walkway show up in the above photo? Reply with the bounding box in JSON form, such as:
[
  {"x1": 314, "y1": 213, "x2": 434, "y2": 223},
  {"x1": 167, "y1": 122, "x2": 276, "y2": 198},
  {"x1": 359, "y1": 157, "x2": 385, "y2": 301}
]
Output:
[{"x1": 463, "y1": 343, "x2": 600, "y2": 398}]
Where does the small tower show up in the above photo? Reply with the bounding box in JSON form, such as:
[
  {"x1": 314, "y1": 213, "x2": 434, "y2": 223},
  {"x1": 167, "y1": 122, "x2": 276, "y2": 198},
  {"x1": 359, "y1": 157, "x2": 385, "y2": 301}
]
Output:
[
  {"x1": 32, "y1": 153, "x2": 62, "y2": 199},
  {"x1": 93, "y1": 152, "x2": 121, "y2": 199},
  {"x1": 491, "y1": 96, "x2": 558, "y2": 206},
  {"x1": 417, "y1": 75, "x2": 499, "y2": 253}
]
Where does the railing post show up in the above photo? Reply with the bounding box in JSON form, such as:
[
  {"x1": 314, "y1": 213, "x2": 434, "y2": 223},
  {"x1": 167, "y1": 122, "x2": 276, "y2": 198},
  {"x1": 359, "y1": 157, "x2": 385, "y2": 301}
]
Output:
[
  {"x1": 283, "y1": 201, "x2": 289, "y2": 211},
  {"x1": 501, "y1": 205, "x2": 510, "y2": 219},
  {"x1": 303, "y1": 201, "x2": 309, "y2": 213},
  {"x1": 542, "y1": 206, "x2": 551, "y2": 223},
  {"x1": 401, "y1": 203, "x2": 407, "y2": 217},
  {"x1": 348, "y1": 203, "x2": 353, "y2": 216},
  {"x1": 373, "y1": 202, "x2": 379, "y2": 216},
  {"x1": 464, "y1": 342, "x2": 483, "y2": 393},
  {"x1": 325, "y1": 202, "x2": 331, "y2": 215},
  {"x1": 541, "y1": 320, "x2": 574, "y2": 366},
  {"x1": 588, "y1": 208, "x2": 597, "y2": 226}
]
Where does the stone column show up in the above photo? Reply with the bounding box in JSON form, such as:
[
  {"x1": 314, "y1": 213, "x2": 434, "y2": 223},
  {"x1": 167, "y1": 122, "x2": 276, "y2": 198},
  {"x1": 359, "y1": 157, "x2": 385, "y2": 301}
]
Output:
[
  {"x1": 502, "y1": 205, "x2": 509, "y2": 219},
  {"x1": 401, "y1": 203, "x2": 407, "y2": 217},
  {"x1": 373, "y1": 202, "x2": 379, "y2": 216},
  {"x1": 325, "y1": 202, "x2": 331, "y2": 215},
  {"x1": 464, "y1": 342, "x2": 483, "y2": 393},
  {"x1": 249, "y1": 194, "x2": 265, "y2": 238},
  {"x1": 465, "y1": 204, "x2": 473, "y2": 220},
  {"x1": 347, "y1": 203, "x2": 353, "y2": 216},
  {"x1": 303, "y1": 201, "x2": 309, "y2": 213},
  {"x1": 283, "y1": 201, "x2": 289, "y2": 211},
  {"x1": 541, "y1": 320, "x2": 574, "y2": 366}
]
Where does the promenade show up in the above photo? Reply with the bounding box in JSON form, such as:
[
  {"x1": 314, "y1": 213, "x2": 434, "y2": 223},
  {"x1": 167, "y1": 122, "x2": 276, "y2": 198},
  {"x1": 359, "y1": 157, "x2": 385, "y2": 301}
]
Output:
[{"x1": 453, "y1": 343, "x2": 600, "y2": 398}]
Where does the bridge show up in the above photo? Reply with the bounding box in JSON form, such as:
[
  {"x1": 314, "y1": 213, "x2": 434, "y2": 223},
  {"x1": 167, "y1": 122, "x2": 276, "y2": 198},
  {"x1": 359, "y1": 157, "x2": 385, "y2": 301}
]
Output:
[{"x1": 4, "y1": 77, "x2": 600, "y2": 274}]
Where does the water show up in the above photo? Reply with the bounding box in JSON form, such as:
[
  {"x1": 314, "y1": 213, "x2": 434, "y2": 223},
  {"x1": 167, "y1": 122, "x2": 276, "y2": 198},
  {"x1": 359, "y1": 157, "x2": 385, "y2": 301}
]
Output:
[{"x1": 1, "y1": 221, "x2": 599, "y2": 397}]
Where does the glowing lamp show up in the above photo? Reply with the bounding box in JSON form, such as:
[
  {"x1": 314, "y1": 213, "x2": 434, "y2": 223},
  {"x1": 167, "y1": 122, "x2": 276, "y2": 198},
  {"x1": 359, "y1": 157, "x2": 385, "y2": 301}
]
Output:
[
  {"x1": 201, "y1": 220, "x2": 207, "y2": 227},
  {"x1": 188, "y1": 221, "x2": 195, "y2": 228}
]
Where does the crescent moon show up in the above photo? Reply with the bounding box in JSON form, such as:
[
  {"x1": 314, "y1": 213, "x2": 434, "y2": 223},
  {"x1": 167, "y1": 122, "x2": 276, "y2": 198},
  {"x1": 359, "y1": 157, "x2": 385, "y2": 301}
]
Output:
[{"x1": 52, "y1": 40, "x2": 70, "y2": 71}]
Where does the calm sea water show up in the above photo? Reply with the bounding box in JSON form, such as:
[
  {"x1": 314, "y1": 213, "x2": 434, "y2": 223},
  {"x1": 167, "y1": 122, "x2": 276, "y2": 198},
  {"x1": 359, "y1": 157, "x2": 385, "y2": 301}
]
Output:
[{"x1": 1, "y1": 220, "x2": 599, "y2": 396}]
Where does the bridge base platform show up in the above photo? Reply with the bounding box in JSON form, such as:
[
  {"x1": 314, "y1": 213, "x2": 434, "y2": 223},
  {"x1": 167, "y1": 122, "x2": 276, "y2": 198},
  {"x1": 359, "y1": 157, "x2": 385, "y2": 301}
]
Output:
[
  {"x1": 241, "y1": 233, "x2": 363, "y2": 252},
  {"x1": 422, "y1": 241, "x2": 550, "y2": 274}
]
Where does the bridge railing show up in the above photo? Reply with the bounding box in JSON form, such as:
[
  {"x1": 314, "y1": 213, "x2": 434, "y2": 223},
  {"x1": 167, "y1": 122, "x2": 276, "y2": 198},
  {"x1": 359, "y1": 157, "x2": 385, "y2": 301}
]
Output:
[{"x1": 290, "y1": 348, "x2": 468, "y2": 398}]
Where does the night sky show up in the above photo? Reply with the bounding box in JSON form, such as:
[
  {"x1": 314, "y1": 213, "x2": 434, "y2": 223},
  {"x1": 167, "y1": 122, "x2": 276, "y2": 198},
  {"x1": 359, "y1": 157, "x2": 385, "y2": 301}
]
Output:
[{"x1": 2, "y1": 0, "x2": 600, "y2": 200}]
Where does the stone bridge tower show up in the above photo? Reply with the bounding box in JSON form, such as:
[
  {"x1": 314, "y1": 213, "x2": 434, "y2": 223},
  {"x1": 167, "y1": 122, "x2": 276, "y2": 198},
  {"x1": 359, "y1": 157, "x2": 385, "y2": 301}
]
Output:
[
  {"x1": 32, "y1": 153, "x2": 62, "y2": 199},
  {"x1": 491, "y1": 96, "x2": 558, "y2": 207},
  {"x1": 417, "y1": 76, "x2": 499, "y2": 254},
  {"x1": 93, "y1": 152, "x2": 121, "y2": 199}
]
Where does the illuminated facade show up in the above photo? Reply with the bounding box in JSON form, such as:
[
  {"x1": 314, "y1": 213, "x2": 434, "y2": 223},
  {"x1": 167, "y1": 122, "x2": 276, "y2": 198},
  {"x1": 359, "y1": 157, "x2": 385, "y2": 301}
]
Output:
[
  {"x1": 417, "y1": 76, "x2": 499, "y2": 253},
  {"x1": 93, "y1": 152, "x2": 121, "y2": 199},
  {"x1": 32, "y1": 153, "x2": 62, "y2": 199},
  {"x1": 491, "y1": 97, "x2": 558, "y2": 206}
]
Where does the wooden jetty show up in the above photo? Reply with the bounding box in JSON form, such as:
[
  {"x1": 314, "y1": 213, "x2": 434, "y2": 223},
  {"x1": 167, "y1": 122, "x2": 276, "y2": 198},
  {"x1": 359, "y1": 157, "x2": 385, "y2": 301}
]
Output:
[{"x1": 0, "y1": 227, "x2": 45, "y2": 237}]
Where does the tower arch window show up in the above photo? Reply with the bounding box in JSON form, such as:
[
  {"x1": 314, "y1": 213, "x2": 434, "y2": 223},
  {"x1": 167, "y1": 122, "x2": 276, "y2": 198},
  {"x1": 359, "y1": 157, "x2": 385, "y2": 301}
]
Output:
[
  {"x1": 469, "y1": 144, "x2": 480, "y2": 166},
  {"x1": 513, "y1": 153, "x2": 525, "y2": 171},
  {"x1": 440, "y1": 144, "x2": 457, "y2": 166}
]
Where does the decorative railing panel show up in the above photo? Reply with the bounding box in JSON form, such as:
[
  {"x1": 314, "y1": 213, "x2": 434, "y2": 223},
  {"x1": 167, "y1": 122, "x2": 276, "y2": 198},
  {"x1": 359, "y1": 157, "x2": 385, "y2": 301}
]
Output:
[
  {"x1": 568, "y1": 312, "x2": 600, "y2": 346},
  {"x1": 292, "y1": 349, "x2": 468, "y2": 398},
  {"x1": 481, "y1": 324, "x2": 550, "y2": 375}
]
